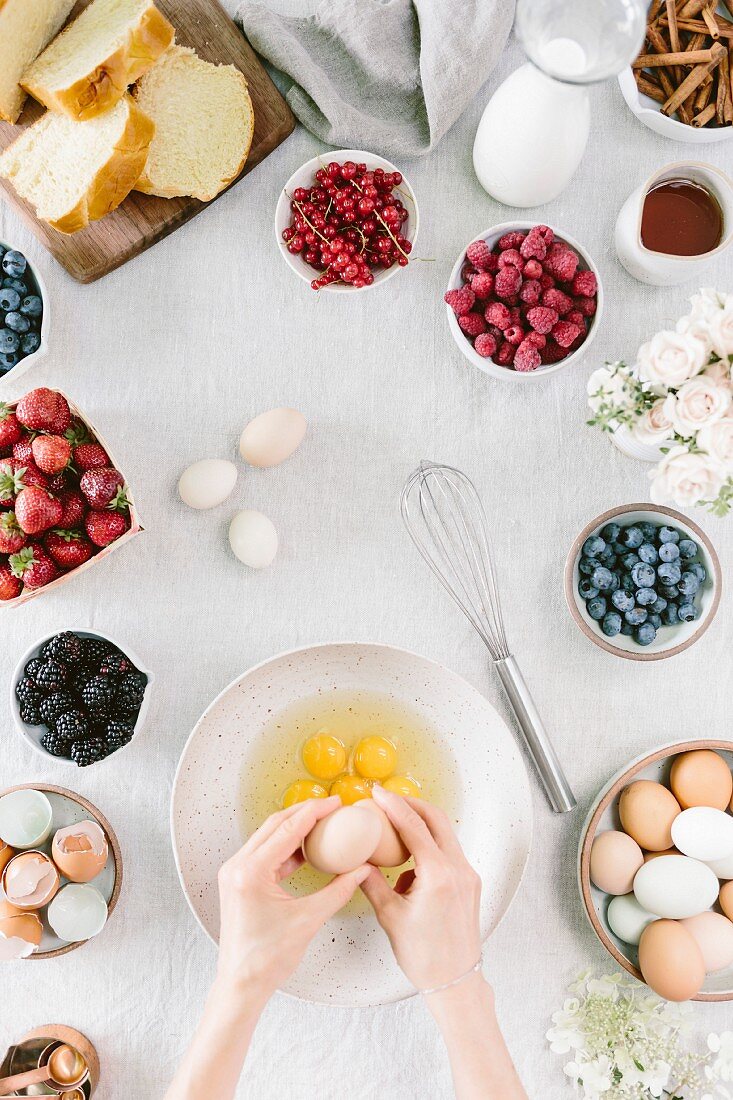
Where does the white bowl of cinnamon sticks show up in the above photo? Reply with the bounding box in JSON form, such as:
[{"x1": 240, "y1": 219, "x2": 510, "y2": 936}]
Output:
[{"x1": 620, "y1": 0, "x2": 733, "y2": 142}]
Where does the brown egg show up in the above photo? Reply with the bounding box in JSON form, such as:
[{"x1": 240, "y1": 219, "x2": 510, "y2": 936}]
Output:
[
  {"x1": 619, "y1": 780, "x2": 681, "y2": 851},
  {"x1": 670, "y1": 750, "x2": 733, "y2": 811},
  {"x1": 52, "y1": 821, "x2": 108, "y2": 883},
  {"x1": 0, "y1": 898, "x2": 43, "y2": 959},
  {"x1": 589, "y1": 830, "x2": 644, "y2": 894},
  {"x1": 720, "y1": 880, "x2": 733, "y2": 922},
  {"x1": 359, "y1": 801, "x2": 410, "y2": 868},
  {"x1": 0, "y1": 840, "x2": 15, "y2": 876},
  {"x1": 303, "y1": 804, "x2": 382, "y2": 875},
  {"x1": 2, "y1": 850, "x2": 60, "y2": 910},
  {"x1": 643, "y1": 847, "x2": 680, "y2": 862},
  {"x1": 638, "y1": 919, "x2": 706, "y2": 1001}
]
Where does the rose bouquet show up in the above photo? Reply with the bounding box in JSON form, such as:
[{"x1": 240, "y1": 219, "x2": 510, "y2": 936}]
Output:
[{"x1": 587, "y1": 290, "x2": 733, "y2": 516}]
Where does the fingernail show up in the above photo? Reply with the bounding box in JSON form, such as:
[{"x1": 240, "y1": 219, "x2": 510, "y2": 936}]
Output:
[
  {"x1": 371, "y1": 784, "x2": 387, "y2": 803},
  {"x1": 355, "y1": 865, "x2": 371, "y2": 883}
]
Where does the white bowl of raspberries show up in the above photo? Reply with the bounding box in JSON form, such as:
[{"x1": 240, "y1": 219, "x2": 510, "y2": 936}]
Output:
[{"x1": 444, "y1": 222, "x2": 603, "y2": 379}]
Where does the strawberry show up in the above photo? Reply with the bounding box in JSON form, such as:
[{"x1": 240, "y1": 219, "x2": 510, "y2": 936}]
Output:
[
  {"x1": 16, "y1": 388, "x2": 71, "y2": 434},
  {"x1": 16, "y1": 461, "x2": 49, "y2": 491},
  {"x1": 85, "y1": 510, "x2": 128, "y2": 547},
  {"x1": 9, "y1": 544, "x2": 58, "y2": 589},
  {"x1": 0, "y1": 562, "x2": 22, "y2": 600},
  {"x1": 0, "y1": 511, "x2": 27, "y2": 554},
  {"x1": 0, "y1": 460, "x2": 24, "y2": 506},
  {"x1": 31, "y1": 434, "x2": 71, "y2": 475},
  {"x1": 15, "y1": 486, "x2": 63, "y2": 535},
  {"x1": 57, "y1": 488, "x2": 87, "y2": 529},
  {"x1": 73, "y1": 442, "x2": 110, "y2": 471},
  {"x1": 45, "y1": 529, "x2": 94, "y2": 568},
  {"x1": 12, "y1": 438, "x2": 34, "y2": 465},
  {"x1": 0, "y1": 404, "x2": 22, "y2": 452},
  {"x1": 80, "y1": 467, "x2": 124, "y2": 508}
]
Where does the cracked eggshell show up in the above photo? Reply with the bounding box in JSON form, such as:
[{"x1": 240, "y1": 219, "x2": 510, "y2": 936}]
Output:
[
  {"x1": 0, "y1": 839, "x2": 15, "y2": 876},
  {"x1": 178, "y1": 459, "x2": 237, "y2": 510},
  {"x1": 239, "y1": 408, "x2": 307, "y2": 468},
  {"x1": 359, "y1": 800, "x2": 410, "y2": 867},
  {"x1": 2, "y1": 850, "x2": 60, "y2": 910},
  {"x1": 52, "y1": 821, "x2": 108, "y2": 883},
  {"x1": 303, "y1": 804, "x2": 382, "y2": 875},
  {"x1": 47, "y1": 883, "x2": 108, "y2": 943},
  {"x1": 229, "y1": 510, "x2": 278, "y2": 569},
  {"x1": 0, "y1": 899, "x2": 43, "y2": 959}
]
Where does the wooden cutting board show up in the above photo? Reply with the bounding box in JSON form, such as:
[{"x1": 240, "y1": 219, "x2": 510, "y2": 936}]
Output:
[{"x1": 0, "y1": 0, "x2": 295, "y2": 282}]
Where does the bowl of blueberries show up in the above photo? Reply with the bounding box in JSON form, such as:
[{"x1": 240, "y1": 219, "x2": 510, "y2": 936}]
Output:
[
  {"x1": 564, "y1": 504, "x2": 721, "y2": 661},
  {"x1": 0, "y1": 241, "x2": 48, "y2": 385}
]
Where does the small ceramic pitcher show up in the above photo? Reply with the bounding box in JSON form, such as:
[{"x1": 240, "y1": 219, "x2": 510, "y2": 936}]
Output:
[{"x1": 615, "y1": 161, "x2": 733, "y2": 286}]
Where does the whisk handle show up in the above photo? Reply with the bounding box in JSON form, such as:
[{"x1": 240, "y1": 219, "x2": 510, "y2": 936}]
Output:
[{"x1": 495, "y1": 656, "x2": 576, "y2": 814}]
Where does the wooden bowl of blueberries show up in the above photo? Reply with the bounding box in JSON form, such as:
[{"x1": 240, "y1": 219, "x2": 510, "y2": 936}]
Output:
[{"x1": 564, "y1": 504, "x2": 721, "y2": 661}]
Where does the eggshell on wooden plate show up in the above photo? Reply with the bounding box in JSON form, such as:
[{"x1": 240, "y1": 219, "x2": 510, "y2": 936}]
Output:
[
  {"x1": 619, "y1": 780, "x2": 680, "y2": 851},
  {"x1": 670, "y1": 750, "x2": 733, "y2": 811},
  {"x1": 239, "y1": 408, "x2": 307, "y2": 468},
  {"x1": 638, "y1": 919, "x2": 706, "y2": 1001},
  {"x1": 0, "y1": 899, "x2": 42, "y2": 959},
  {"x1": 589, "y1": 830, "x2": 644, "y2": 895},
  {"x1": 52, "y1": 821, "x2": 108, "y2": 883}
]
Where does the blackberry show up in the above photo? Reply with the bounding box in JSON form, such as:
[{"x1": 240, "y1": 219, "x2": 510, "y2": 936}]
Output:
[
  {"x1": 20, "y1": 698, "x2": 43, "y2": 725},
  {"x1": 54, "y1": 710, "x2": 90, "y2": 743},
  {"x1": 33, "y1": 659, "x2": 69, "y2": 694},
  {"x1": 81, "y1": 637, "x2": 114, "y2": 671},
  {"x1": 41, "y1": 729, "x2": 73, "y2": 758},
  {"x1": 98, "y1": 651, "x2": 134, "y2": 680},
  {"x1": 15, "y1": 676, "x2": 39, "y2": 704},
  {"x1": 70, "y1": 737, "x2": 108, "y2": 767},
  {"x1": 39, "y1": 691, "x2": 77, "y2": 726},
  {"x1": 41, "y1": 631, "x2": 84, "y2": 666},
  {"x1": 23, "y1": 657, "x2": 45, "y2": 682},
  {"x1": 104, "y1": 719, "x2": 135, "y2": 751},
  {"x1": 113, "y1": 671, "x2": 147, "y2": 716},
  {"x1": 81, "y1": 675, "x2": 115, "y2": 721}
]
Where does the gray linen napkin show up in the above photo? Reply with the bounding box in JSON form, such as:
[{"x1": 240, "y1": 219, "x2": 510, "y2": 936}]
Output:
[{"x1": 237, "y1": 0, "x2": 516, "y2": 157}]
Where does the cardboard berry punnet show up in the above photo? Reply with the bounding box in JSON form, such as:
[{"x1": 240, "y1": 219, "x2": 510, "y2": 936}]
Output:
[{"x1": 0, "y1": 389, "x2": 143, "y2": 607}]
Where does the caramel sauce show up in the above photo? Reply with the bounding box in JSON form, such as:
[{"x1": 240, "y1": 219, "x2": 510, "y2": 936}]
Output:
[{"x1": 641, "y1": 178, "x2": 723, "y2": 256}]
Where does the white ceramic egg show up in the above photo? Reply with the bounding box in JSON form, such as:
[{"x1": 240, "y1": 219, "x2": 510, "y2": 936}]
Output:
[
  {"x1": 671, "y1": 807, "x2": 733, "y2": 863},
  {"x1": 607, "y1": 893, "x2": 658, "y2": 946},
  {"x1": 228, "y1": 510, "x2": 278, "y2": 569},
  {"x1": 178, "y1": 459, "x2": 237, "y2": 510},
  {"x1": 47, "y1": 883, "x2": 107, "y2": 942},
  {"x1": 633, "y1": 854, "x2": 720, "y2": 919},
  {"x1": 239, "y1": 408, "x2": 307, "y2": 468}
]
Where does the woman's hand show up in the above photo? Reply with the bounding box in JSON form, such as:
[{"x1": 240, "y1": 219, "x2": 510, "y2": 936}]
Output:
[
  {"x1": 360, "y1": 785, "x2": 482, "y2": 990},
  {"x1": 217, "y1": 795, "x2": 370, "y2": 1002}
]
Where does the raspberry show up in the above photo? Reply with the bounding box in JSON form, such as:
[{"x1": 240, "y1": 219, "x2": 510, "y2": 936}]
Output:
[
  {"x1": 497, "y1": 231, "x2": 526, "y2": 250},
  {"x1": 525, "y1": 331, "x2": 546, "y2": 349},
  {"x1": 461, "y1": 262, "x2": 476, "y2": 283},
  {"x1": 470, "y1": 272, "x2": 494, "y2": 299},
  {"x1": 541, "y1": 288, "x2": 573, "y2": 316},
  {"x1": 519, "y1": 279, "x2": 541, "y2": 305},
  {"x1": 474, "y1": 332, "x2": 498, "y2": 359},
  {"x1": 458, "y1": 312, "x2": 487, "y2": 337},
  {"x1": 541, "y1": 342, "x2": 569, "y2": 364},
  {"x1": 572, "y1": 270, "x2": 597, "y2": 297},
  {"x1": 519, "y1": 230, "x2": 546, "y2": 261},
  {"x1": 526, "y1": 306, "x2": 559, "y2": 334},
  {"x1": 566, "y1": 310, "x2": 585, "y2": 328},
  {"x1": 514, "y1": 341, "x2": 542, "y2": 372},
  {"x1": 544, "y1": 244, "x2": 578, "y2": 282},
  {"x1": 495, "y1": 340, "x2": 516, "y2": 366},
  {"x1": 495, "y1": 267, "x2": 521, "y2": 298},
  {"x1": 504, "y1": 325, "x2": 525, "y2": 346},
  {"x1": 444, "y1": 287, "x2": 475, "y2": 317},
  {"x1": 465, "y1": 240, "x2": 493, "y2": 271},
  {"x1": 484, "y1": 302, "x2": 511, "y2": 330},
  {"x1": 508, "y1": 306, "x2": 522, "y2": 327},
  {"x1": 498, "y1": 248, "x2": 523, "y2": 271},
  {"x1": 540, "y1": 272, "x2": 555, "y2": 290},
  {"x1": 523, "y1": 259, "x2": 543, "y2": 280},
  {"x1": 574, "y1": 295, "x2": 597, "y2": 317},
  {"x1": 552, "y1": 320, "x2": 582, "y2": 348},
  {"x1": 536, "y1": 225, "x2": 554, "y2": 244}
]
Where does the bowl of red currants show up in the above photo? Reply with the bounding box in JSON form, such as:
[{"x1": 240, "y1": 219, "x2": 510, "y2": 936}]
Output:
[{"x1": 275, "y1": 149, "x2": 419, "y2": 292}]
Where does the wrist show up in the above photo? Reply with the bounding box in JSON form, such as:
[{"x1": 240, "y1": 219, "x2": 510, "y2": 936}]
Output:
[
  {"x1": 210, "y1": 969, "x2": 273, "y2": 1017},
  {"x1": 425, "y1": 971, "x2": 495, "y2": 1027}
]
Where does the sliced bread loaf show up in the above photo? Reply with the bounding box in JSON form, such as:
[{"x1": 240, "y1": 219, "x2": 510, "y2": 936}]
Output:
[
  {"x1": 0, "y1": 95, "x2": 155, "y2": 232},
  {"x1": 133, "y1": 45, "x2": 254, "y2": 202},
  {"x1": 0, "y1": 0, "x2": 76, "y2": 123},
  {"x1": 22, "y1": 0, "x2": 174, "y2": 120}
]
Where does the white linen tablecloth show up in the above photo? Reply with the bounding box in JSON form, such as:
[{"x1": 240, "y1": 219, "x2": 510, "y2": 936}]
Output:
[{"x1": 2, "y1": 22, "x2": 732, "y2": 1099}]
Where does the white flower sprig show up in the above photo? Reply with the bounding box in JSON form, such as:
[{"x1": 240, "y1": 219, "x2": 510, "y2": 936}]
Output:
[{"x1": 547, "y1": 971, "x2": 733, "y2": 1100}]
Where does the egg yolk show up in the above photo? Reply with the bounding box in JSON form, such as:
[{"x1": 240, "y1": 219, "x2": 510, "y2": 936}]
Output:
[
  {"x1": 353, "y1": 736, "x2": 397, "y2": 780},
  {"x1": 330, "y1": 775, "x2": 372, "y2": 805},
  {"x1": 302, "y1": 733, "x2": 347, "y2": 780},
  {"x1": 282, "y1": 779, "x2": 329, "y2": 808},
  {"x1": 383, "y1": 774, "x2": 422, "y2": 798}
]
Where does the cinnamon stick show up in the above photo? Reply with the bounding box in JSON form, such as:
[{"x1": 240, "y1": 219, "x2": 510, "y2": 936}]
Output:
[
  {"x1": 661, "y1": 41, "x2": 726, "y2": 114},
  {"x1": 692, "y1": 101, "x2": 718, "y2": 124},
  {"x1": 676, "y1": 0, "x2": 709, "y2": 19},
  {"x1": 693, "y1": 72, "x2": 715, "y2": 108},
  {"x1": 634, "y1": 71, "x2": 668, "y2": 102},
  {"x1": 648, "y1": 0, "x2": 664, "y2": 20},
  {"x1": 644, "y1": 22, "x2": 677, "y2": 97},
  {"x1": 702, "y1": 2, "x2": 720, "y2": 38},
  {"x1": 720, "y1": 51, "x2": 733, "y2": 121},
  {"x1": 633, "y1": 47, "x2": 719, "y2": 66},
  {"x1": 676, "y1": 16, "x2": 733, "y2": 37}
]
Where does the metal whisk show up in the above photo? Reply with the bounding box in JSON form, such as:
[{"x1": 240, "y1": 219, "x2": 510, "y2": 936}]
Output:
[{"x1": 401, "y1": 461, "x2": 575, "y2": 814}]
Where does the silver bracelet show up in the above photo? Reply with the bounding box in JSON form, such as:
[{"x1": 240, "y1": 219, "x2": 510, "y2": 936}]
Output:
[{"x1": 420, "y1": 957, "x2": 483, "y2": 996}]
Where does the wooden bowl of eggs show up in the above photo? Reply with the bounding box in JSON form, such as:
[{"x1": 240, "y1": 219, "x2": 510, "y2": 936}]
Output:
[{"x1": 579, "y1": 740, "x2": 733, "y2": 1002}]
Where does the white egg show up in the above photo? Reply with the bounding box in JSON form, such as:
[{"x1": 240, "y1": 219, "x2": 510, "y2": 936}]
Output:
[
  {"x1": 633, "y1": 854, "x2": 720, "y2": 919},
  {"x1": 178, "y1": 459, "x2": 237, "y2": 510},
  {"x1": 239, "y1": 408, "x2": 307, "y2": 468},
  {"x1": 0, "y1": 790, "x2": 53, "y2": 849},
  {"x1": 671, "y1": 806, "x2": 733, "y2": 863},
  {"x1": 228, "y1": 510, "x2": 278, "y2": 569},
  {"x1": 607, "y1": 893, "x2": 659, "y2": 946},
  {"x1": 705, "y1": 850, "x2": 733, "y2": 879},
  {"x1": 47, "y1": 883, "x2": 107, "y2": 942}
]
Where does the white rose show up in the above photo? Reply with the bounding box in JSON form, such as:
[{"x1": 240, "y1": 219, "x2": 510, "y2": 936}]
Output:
[
  {"x1": 703, "y1": 357, "x2": 733, "y2": 395},
  {"x1": 650, "y1": 446, "x2": 725, "y2": 508},
  {"x1": 587, "y1": 364, "x2": 636, "y2": 415},
  {"x1": 663, "y1": 377, "x2": 731, "y2": 437},
  {"x1": 706, "y1": 296, "x2": 733, "y2": 359},
  {"x1": 698, "y1": 416, "x2": 733, "y2": 473},
  {"x1": 687, "y1": 287, "x2": 725, "y2": 323},
  {"x1": 637, "y1": 330, "x2": 709, "y2": 390},
  {"x1": 631, "y1": 398, "x2": 674, "y2": 447}
]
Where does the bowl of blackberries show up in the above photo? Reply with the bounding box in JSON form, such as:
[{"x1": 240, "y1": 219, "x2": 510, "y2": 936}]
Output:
[
  {"x1": 564, "y1": 504, "x2": 721, "y2": 661},
  {"x1": 0, "y1": 243, "x2": 48, "y2": 383},
  {"x1": 12, "y1": 630, "x2": 152, "y2": 766}
]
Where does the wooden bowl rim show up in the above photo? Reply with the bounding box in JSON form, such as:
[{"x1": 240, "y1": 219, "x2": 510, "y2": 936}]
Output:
[
  {"x1": 0, "y1": 783, "x2": 122, "y2": 960},
  {"x1": 579, "y1": 738, "x2": 733, "y2": 1001},
  {"x1": 564, "y1": 503, "x2": 722, "y2": 662}
]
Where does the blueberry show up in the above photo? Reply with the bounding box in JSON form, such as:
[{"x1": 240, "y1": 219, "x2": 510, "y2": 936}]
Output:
[
  {"x1": 601, "y1": 612, "x2": 623, "y2": 637},
  {"x1": 2, "y1": 250, "x2": 26, "y2": 278},
  {"x1": 600, "y1": 522, "x2": 621, "y2": 542},
  {"x1": 583, "y1": 535, "x2": 606, "y2": 558},
  {"x1": 578, "y1": 578, "x2": 599, "y2": 600},
  {"x1": 587, "y1": 597, "x2": 607, "y2": 621},
  {"x1": 639, "y1": 522, "x2": 658, "y2": 541},
  {"x1": 578, "y1": 557, "x2": 598, "y2": 576},
  {"x1": 658, "y1": 542, "x2": 680, "y2": 563},
  {"x1": 635, "y1": 587, "x2": 657, "y2": 606},
  {"x1": 659, "y1": 583, "x2": 680, "y2": 600},
  {"x1": 625, "y1": 607, "x2": 648, "y2": 626},
  {"x1": 591, "y1": 567, "x2": 615, "y2": 591},
  {"x1": 638, "y1": 543, "x2": 658, "y2": 564},
  {"x1": 619, "y1": 525, "x2": 643, "y2": 548},
  {"x1": 2, "y1": 278, "x2": 27, "y2": 294},
  {"x1": 0, "y1": 329, "x2": 19, "y2": 353},
  {"x1": 0, "y1": 287, "x2": 20, "y2": 311},
  {"x1": 659, "y1": 525, "x2": 680, "y2": 544},
  {"x1": 635, "y1": 622, "x2": 657, "y2": 646},
  {"x1": 662, "y1": 604, "x2": 679, "y2": 626},
  {"x1": 631, "y1": 562, "x2": 656, "y2": 588},
  {"x1": 647, "y1": 613, "x2": 662, "y2": 630},
  {"x1": 612, "y1": 590, "x2": 635, "y2": 612},
  {"x1": 678, "y1": 538, "x2": 698, "y2": 560},
  {"x1": 658, "y1": 561, "x2": 682, "y2": 586},
  {"x1": 612, "y1": 541, "x2": 627, "y2": 556},
  {"x1": 621, "y1": 574, "x2": 636, "y2": 594},
  {"x1": 620, "y1": 552, "x2": 641, "y2": 571},
  {"x1": 651, "y1": 596, "x2": 667, "y2": 614},
  {"x1": 678, "y1": 601, "x2": 699, "y2": 623},
  {"x1": 598, "y1": 545, "x2": 617, "y2": 567},
  {"x1": 678, "y1": 571, "x2": 700, "y2": 597},
  {"x1": 688, "y1": 562, "x2": 707, "y2": 583},
  {"x1": 20, "y1": 331, "x2": 40, "y2": 355},
  {"x1": 4, "y1": 311, "x2": 29, "y2": 334},
  {"x1": 20, "y1": 295, "x2": 42, "y2": 318},
  {"x1": 621, "y1": 621, "x2": 634, "y2": 636},
  {"x1": 0, "y1": 351, "x2": 19, "y2": 371}
]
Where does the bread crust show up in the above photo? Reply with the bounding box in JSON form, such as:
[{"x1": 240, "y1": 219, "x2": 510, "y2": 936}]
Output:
[
  {"x1": 22, "y1": 3, "x2": 174, "y2": 121},
  {"x1": 0, "y1": 0, "x2": 76, "y2": 123}
]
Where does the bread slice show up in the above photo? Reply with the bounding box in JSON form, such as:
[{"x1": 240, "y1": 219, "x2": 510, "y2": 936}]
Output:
[
  {"x1": 0, "y1": 0, "x2": 76, "y2": 123},
  {"x1": 22, "y1": 0, "x2": 174, "y2": 121},
  {"x1": 0, "y1": 95, "x2": 154, "y2": 232},
  {"x1": 133, "y1": 45, "x2": 254, "y2": 202}
]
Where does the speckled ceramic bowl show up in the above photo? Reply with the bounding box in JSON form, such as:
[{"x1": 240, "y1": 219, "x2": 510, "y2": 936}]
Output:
[{"x1": 171, "y1": 642, "x2": 533, "y2": 1007}]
